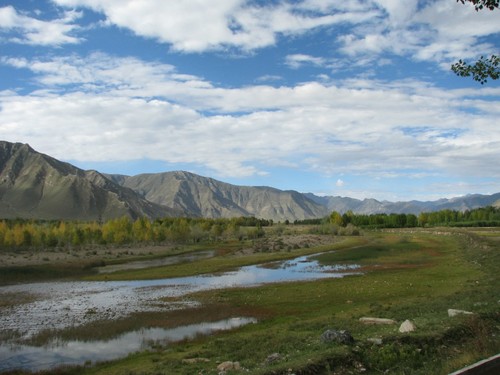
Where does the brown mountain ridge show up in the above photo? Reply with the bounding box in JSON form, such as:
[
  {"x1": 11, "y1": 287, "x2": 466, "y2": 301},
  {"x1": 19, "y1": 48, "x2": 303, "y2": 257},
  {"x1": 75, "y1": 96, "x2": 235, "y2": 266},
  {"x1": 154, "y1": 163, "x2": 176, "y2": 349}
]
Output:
[
  {"x1": 0, "y1": 141, "x2": 327, "y2": 221},
  {"x1": 1, "y1": 141, "x2": 499, "y2": 222}
]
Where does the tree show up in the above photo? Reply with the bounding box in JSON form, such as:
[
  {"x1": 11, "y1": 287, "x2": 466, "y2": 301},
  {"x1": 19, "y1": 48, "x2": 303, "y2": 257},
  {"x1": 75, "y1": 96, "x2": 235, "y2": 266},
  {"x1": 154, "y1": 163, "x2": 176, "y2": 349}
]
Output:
[
  {"x1": 457, "y1": 0, "x2": 499, "y2": 11},
  {"x1": 452, "y1": 0, "x2": 499, "y2": 84},
  {"x1": 452, "y1": 55, "x2": 499, "y2": 84},
  {"x1": 329, "y1": 211, "x2": 344, "y2": 226}
]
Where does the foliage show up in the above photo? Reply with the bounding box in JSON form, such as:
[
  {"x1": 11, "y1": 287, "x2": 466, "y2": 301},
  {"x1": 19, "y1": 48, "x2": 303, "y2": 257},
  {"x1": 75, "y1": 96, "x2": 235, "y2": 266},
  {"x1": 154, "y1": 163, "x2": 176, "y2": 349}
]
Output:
[
  {"x1": 452, "y1": 55, "x2": 499, "y2": 84},
  {"x1": 453, "y1": 1, "x2": 499, "y2": 83},
  {"x1": 457, "y1": 0, "x2": 499, "y2": 11},
  {"x1": 0, "y1": 216, "x2": 273, "y2": 250},
  {"x1": 324, "y1": 206, "x2": 500, "y2": 229}
]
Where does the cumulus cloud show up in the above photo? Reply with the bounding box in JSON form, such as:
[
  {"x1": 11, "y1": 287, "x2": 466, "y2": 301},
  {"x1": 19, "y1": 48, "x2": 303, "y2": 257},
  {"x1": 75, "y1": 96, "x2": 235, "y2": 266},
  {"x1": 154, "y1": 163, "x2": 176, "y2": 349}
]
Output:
[
  {"x1": 53, "y1": 0, "x2": 375, "y2": 52},
  {"x1": 1, "y1": 53, "x2": 499, "y2": 181},
  {"x1": 338, "y1": 0, "x2": 499, "y2": 66},
  {"x1": 0, "y1": 6, "x2": 81, "y2": 45}
]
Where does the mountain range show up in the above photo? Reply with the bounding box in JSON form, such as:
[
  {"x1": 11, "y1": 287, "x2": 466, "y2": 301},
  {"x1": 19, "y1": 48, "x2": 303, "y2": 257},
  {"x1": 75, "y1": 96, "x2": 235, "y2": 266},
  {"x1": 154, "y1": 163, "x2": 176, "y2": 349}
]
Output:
[{"x1": 1, "y1": 141, "x2": 499, "y2": 221}]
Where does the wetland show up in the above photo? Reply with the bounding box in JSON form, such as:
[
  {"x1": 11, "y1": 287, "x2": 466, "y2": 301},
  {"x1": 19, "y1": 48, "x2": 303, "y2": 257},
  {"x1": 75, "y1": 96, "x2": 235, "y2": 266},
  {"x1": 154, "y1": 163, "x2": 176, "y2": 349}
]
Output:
[{"x1": 0, "y1": 227, "x2": 499, "y2": 374}]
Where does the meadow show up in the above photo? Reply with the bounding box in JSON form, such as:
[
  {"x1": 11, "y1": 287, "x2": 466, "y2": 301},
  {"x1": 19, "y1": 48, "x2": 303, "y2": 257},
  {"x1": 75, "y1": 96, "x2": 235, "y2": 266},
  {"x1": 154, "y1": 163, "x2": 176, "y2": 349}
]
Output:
[{"x1": 1, "y1": 226, "x2": 499, "y2": 374}]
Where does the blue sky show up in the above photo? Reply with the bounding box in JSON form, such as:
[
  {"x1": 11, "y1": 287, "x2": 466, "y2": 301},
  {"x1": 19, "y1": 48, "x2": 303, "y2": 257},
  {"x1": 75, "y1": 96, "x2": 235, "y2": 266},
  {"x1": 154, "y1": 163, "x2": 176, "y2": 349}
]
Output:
[{"x1": 0, "y1": 0, "x2": 499, "y2": 201}]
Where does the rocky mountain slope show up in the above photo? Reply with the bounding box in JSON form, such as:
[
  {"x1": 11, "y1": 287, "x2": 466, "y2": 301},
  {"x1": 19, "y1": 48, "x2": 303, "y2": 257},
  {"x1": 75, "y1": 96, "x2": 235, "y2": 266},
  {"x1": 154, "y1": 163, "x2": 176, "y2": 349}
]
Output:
[
  {"x1": 0, "y1": 141, "x2": 177, "y2": 220},
  {"x1": 305, "y1": 193, "x2": 500, "y2": 215},
  {"x1": 109, "y1": 171, "x2": 328, "y2": 221},
  {"x1": 1, "y1": 141, "x2": 498, "y2": 221}
]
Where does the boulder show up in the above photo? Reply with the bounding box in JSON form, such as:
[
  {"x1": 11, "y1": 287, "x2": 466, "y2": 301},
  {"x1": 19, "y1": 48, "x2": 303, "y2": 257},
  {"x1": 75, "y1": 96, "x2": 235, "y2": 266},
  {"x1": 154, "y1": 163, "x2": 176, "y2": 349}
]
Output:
[
  {"x1": 367, "y1": 338, "x2": 383, "y2": 345},
  {"x1": 399, "y1": 319, "x2": 416, "y2": 333},
  {"x1": 217, "y1": 361, "x2": 241, "y2": 373},
  {"x1": 448, "y1": 309, "x2": 474, "y2": 317},
  {"x1": 321, "y1": 329, "x2": 355, "y2": 345},
  {"x1": 265, "y1": 353, "x2": 282, "y2": 364},
  {"x1": 359, "y1": 317, "x2": 397, "y2": 325}
]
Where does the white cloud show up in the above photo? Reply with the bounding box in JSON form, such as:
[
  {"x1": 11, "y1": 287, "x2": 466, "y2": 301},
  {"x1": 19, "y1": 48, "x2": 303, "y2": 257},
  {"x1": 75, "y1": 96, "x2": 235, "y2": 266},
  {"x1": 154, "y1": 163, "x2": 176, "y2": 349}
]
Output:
[
  {"x1": 0, "y1": 6, "x2": 81, "y2": 45},
  {"x1": 53, "y1": 0, "x2": 376, "y2": 52},
  {"x1": 1, "y1": 53, "x2": 499, "y2": 181},
  {"x1": 337, "y1": 0, "x2": 499, "y2": 66},
  {"x1": 336, "y1": 179, "x2": 345, "y2": 187},
  {"x1": 285, "y1": 54, "x2": 326, "y2": 69}
]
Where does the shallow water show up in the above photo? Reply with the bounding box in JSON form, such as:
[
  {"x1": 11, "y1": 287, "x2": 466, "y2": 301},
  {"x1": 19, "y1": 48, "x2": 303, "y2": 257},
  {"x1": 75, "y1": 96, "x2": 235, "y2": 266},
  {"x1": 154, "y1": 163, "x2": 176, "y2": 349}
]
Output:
[
  {"x1": 0, "y1": 317, "x2": 256, "y2": 372},
  {"x1": 0, "y1": 252, "x2": 359, "y2": 372}
]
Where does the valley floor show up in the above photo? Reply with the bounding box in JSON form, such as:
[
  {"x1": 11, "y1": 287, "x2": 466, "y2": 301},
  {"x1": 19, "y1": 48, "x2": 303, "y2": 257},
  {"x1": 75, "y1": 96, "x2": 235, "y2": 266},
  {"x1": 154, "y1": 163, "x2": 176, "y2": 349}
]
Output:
[{"x1": 0, "y1": 227, "x2": 499, "y2": 374}]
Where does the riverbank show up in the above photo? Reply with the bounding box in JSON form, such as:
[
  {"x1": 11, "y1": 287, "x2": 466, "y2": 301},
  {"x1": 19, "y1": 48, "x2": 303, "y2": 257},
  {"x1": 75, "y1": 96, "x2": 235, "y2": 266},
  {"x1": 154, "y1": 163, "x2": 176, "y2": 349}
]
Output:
[{"x1": 0, "y1": 228, "x2": 499, "y2": 374}]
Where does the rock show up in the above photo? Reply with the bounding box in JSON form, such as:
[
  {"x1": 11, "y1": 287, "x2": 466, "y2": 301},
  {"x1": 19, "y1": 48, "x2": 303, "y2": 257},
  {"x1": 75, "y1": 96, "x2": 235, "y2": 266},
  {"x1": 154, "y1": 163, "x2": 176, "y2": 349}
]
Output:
[
  {"x1": 266, "y1": 352, "x2": 282, "y2": 364},
  {"x1": 399, "y1": 319, "x2": 416, "y2": 333},
  {"x1": 321, "y1": 329, "x2": 355, "y2": 345},
  {"x1": 359, "y1": 317, "x2": 397, "y2": 325},
  {"x1": 182, "y1": 358, "x2": 210, "y2": 364},
  {"x1": 367, "y1": 338, "x2": 383, "y2": 345},
  {"x1": 217, "y1": 361, "x2": 241, "y2": 373},
  {"x1": 448, "y1": 309, "x2": 474, "y2": 317}
]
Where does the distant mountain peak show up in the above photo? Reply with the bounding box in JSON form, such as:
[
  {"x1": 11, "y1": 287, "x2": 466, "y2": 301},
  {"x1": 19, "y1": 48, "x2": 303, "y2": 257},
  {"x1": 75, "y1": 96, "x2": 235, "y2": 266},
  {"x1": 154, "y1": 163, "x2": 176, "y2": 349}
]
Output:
[{"x1": 1, "y1": 141, "x2": 498, "y2": 221}]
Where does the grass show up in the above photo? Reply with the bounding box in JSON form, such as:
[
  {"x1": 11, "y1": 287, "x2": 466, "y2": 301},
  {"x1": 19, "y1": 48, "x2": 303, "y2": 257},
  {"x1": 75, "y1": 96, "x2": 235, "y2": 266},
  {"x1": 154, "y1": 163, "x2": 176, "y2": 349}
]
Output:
[{"x1": 2, "y1": 228, "x2": 499, "y2": 375}]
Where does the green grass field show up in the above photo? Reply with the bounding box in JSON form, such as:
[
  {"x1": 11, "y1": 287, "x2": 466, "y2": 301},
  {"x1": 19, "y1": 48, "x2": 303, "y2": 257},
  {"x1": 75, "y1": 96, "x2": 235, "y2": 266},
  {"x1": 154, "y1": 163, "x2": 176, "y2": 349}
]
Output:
[{"x1": 5, "y1": 228, "x2": 500, "y2": 375}]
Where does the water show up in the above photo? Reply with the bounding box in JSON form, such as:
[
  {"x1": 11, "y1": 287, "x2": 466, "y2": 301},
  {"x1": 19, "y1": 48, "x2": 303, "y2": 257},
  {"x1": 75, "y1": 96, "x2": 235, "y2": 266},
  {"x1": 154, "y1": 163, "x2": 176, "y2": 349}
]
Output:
[
  {"x1": 0, "y1": 252, "x2": 359, "y2": 372},
  {"x1": 0, "y1": 317, "x2": 256, "y2": 372}
]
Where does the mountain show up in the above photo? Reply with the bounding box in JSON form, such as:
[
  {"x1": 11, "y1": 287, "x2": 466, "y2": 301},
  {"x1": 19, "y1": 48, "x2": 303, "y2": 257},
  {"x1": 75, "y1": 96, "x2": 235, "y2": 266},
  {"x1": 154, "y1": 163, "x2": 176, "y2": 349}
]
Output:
[
  {"x1": 1, "y1": 141, "x2": 498, "y2": 222},
  {"x1": 304, "y1": 193, "x2": 500, "y2": 215},
  {"x1": 110, "y1": 171, "x2": 328, "y2": 222},
  {"x1": 0, "y1": 141, "x2": 178, "y2": 220}
]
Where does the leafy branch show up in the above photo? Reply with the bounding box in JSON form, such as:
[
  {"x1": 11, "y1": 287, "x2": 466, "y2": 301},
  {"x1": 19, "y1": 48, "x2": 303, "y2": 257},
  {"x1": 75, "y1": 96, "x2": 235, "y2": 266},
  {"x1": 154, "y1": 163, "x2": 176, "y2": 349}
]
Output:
[
  {"x1": 451, "y1": 55, "x2": 499, "y2": 84},
  {"x1": 457, "y1": 0, "x2": 499, "y2": 11}
]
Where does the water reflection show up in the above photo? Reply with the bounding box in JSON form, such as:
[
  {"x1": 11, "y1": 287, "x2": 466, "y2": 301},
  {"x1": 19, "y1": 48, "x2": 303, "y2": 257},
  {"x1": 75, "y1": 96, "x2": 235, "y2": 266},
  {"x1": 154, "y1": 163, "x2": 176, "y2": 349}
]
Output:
[
  {"x1": 0, "y1": 317, "x2": 256, "y2": 372},
  {"x1": 0, "y1": 251, "x2": 360, "y2": 372}
]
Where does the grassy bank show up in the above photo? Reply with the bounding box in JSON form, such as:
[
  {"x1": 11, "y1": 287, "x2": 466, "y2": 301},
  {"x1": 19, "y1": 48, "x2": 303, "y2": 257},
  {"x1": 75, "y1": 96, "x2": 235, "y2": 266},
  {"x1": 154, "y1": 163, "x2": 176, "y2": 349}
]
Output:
[{"x1": 5, "y1": 228, "x2": 500, "y2": 374}]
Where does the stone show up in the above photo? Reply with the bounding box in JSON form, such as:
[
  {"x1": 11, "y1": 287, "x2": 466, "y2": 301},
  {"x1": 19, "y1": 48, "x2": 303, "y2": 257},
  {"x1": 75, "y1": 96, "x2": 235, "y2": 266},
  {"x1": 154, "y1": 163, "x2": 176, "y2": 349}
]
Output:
[
  {"x1": 359, "y1": 317, "x2": 397, "y2": 325},
  {"x1": 321, "y1": 329, "x2": 355, "y2": 345},
  {"x1": 266, "y1": 353, "x2": 282, "y2": 364},
  {"x1": 182, "y1": 358, "x2": 210, "y2": 364},
  {"x1": 367, "y1": 338, "x2": 383, "y2": 345},
  {"x1": 448, "y1": 309, "x2": 474, "y2": 317},
  {"x1": 217, "y1": 361, "x2": 241, "y2": 373},
  {"x1": 399, "y1": 319, "x2": 416, "y2": 333}
]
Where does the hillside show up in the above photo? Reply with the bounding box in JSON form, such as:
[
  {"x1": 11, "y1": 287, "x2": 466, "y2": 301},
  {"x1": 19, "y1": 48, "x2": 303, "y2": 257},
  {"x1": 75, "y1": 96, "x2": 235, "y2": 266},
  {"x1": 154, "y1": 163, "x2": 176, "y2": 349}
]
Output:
[
  {"x1": 0, "y1": 142, "x2": 177, "y2": 220},
  {"x1": 305, "y1": 193, "x2": 500, "y2": 215},
  {"x1": 111, "y1": 171, "x2": 328, "y2": 222},
  {"x1": 1, "y1": 141, "x2": 499, "y2": 221}
]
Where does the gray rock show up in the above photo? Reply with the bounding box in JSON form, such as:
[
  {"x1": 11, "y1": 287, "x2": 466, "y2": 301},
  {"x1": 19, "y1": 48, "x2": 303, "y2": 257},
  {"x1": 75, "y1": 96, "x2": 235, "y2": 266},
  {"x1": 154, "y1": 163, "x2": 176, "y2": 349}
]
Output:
[
  {"x1": 448, "y1": 309, "x2": 474, "y2": 317},
  {"x1": 359, "y1": 317, "x2": 396, "y2": 325},
  {"x1": 217, "y1": 361, "x2": 241, "y2": 373},
  {"x1": 321, "y1": 329, "x2": 355, "y2": 345},
  {"x1": 399, "y1": 319, "x2": 416, "y2": 333},
  {"x1": 266, "y1": 352, "x2": 282, "y2": 364}
]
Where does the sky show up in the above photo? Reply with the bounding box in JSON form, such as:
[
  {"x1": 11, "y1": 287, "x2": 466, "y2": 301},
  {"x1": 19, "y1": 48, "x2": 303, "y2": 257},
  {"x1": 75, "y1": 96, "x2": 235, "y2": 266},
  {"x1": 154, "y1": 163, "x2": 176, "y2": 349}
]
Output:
[{"x1": 0, "y1": 0, "x2": 499, "y2": 202}]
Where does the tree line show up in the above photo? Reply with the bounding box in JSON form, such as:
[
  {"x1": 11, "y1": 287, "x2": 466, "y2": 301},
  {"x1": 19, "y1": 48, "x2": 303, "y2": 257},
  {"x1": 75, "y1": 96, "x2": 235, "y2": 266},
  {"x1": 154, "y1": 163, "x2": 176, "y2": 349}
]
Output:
[
  {"x1": 0, "y1": 216, "x2": 272, "y2": 250},
  {"x1": 324, "y1": 206, "x2": 500, "y2": 229}
]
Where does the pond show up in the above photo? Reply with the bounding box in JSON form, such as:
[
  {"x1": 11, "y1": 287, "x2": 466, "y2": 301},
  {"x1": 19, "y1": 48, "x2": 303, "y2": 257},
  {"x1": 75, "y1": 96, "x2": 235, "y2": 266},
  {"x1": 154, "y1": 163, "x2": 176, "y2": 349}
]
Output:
[
  {"x1": 0, "y1": 251, "x2": 360, "y2": 372},
  {"x1": 0, "y1": 317, "x2": 256, "y2": 372}
]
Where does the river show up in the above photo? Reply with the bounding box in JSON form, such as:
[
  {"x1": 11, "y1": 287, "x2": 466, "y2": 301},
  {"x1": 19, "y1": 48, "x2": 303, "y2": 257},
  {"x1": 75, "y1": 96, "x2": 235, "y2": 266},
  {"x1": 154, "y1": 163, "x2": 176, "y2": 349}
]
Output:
[{"x1": 0, "y1": 252, "x2": 360, "y2": 372}]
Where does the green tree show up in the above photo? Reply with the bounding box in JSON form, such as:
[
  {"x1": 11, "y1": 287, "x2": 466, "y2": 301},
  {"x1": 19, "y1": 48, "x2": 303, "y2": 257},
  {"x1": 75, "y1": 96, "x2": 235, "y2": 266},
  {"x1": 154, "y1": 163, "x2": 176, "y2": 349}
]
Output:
[
  {"x1": 330, "y1": 211, "x2": 344, "y2": 226},
  {"x1": 452, "y1": 0, "x2": 499, "y2": 84}
]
